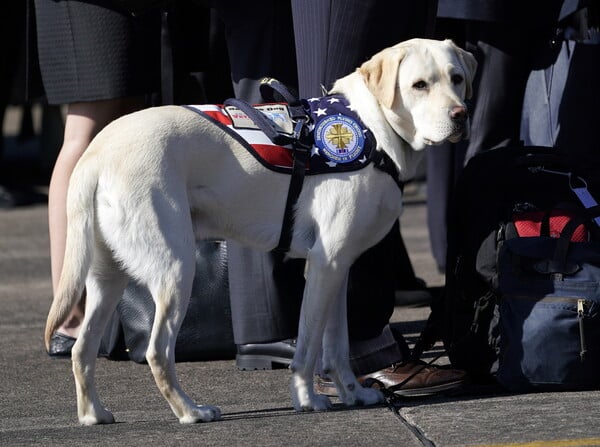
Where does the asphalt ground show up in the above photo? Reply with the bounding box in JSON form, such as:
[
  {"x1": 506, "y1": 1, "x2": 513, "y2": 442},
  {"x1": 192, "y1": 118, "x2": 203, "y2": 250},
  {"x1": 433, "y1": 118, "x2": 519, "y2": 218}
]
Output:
[{"x1": 2, "y1": 107, "x2": 600, "y2": 446}]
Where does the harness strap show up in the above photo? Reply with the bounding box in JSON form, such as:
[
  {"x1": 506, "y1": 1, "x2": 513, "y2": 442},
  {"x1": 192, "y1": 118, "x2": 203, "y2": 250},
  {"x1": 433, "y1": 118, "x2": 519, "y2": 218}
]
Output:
[
  {"x1": 372, "y1": 150, "x2": 404, "y2": 191},
  {"x1": 274, "y1": 142, "x2": 309, "y2": 255}
]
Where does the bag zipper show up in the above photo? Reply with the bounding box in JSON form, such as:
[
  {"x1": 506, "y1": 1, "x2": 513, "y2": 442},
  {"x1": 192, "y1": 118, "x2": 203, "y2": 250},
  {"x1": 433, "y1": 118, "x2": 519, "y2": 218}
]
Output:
[
  {"x1": 507, "y1": 295, "x2": 590, "y2": 362},
  {"x1": 578, "y1": 298, "x2": 587, "y2": 362}
]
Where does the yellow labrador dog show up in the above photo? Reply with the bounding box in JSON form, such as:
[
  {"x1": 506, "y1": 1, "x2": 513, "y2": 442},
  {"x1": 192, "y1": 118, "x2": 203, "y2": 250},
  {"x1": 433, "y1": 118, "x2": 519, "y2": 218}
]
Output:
[{"x1": 45, "y1": 38, "x2": 476, "y2": 425}]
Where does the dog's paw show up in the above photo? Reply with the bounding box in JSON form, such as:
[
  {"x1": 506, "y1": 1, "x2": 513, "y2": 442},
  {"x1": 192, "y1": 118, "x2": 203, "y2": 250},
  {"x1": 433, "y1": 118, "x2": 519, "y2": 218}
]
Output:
[
  {"x1": 291, "y1": 372, "x2": 333, "y2": 412},
  {"x1": 179, "y1": 405, "x2": 222, "y2": 424},
  {"x1": 341, "y1": 385, "x2": 384, "y2": 407},
  {"x1": 293, "y1": 392, "x2": 332, "y2": 412},
  {"x1": 78, "y1": 407, "x2": 115, "y2": 425}
]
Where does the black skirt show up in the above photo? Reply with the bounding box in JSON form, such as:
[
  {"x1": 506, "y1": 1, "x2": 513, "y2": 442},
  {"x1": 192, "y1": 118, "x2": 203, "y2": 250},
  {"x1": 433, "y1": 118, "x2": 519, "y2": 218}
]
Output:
[{"x1": 33, "y1": 0, "x2": 161, "y2": 104}]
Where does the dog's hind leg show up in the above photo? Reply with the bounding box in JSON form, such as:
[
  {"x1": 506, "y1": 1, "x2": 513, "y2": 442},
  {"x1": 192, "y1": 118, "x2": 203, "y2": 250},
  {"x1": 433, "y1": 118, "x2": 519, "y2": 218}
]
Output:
[
  {"x1": 72, "y1": 243, "x2": 128, "y2": 425},
  {"x1": 144, "y1": 246, "x2": 221, "y2": 424},
  {"x1": 321, "y1": 278, "x2": 384, "y2": 407}
]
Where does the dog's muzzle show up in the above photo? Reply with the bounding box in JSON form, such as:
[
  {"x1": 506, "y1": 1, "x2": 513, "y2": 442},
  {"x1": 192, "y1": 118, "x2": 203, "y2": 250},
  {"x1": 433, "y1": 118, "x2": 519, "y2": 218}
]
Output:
[{"x1": 449, "y1": 105, "x2": 470, "y2": 142}]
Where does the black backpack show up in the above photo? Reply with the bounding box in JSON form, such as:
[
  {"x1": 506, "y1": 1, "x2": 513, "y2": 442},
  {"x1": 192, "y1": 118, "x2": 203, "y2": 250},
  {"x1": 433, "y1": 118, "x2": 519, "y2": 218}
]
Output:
[{"x1": 415, "y1": 145, "x2": 600, "y2": 390}]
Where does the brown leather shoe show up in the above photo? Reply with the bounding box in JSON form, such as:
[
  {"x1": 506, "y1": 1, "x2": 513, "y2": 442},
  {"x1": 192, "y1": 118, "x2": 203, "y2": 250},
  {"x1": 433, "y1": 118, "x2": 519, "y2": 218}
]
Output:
[{"x1": 314, "y1": 361, "x2": 466, "y2": 397}]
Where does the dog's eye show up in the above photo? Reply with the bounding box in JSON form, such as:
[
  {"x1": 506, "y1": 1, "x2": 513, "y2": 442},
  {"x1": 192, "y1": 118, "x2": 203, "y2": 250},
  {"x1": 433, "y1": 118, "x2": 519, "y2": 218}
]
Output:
[
  {"x1": 451, "y1": 74, "x2": 464, "y2": 85},
  {"x1": 412, "y1": 80, "x2": 428, "y2": 90}
]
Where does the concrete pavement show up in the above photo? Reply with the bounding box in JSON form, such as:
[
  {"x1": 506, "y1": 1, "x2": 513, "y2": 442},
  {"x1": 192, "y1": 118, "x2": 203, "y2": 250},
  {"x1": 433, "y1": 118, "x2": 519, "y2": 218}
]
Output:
[{"x1": 1, "y1": 129, "x2": 600, "y2": 446}]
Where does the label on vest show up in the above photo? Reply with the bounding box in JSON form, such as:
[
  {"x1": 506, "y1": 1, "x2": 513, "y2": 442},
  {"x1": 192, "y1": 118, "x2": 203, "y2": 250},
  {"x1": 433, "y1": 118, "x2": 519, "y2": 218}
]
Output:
[{"x1": 224, "y1": 103, "x2": 294, "y2": 135}]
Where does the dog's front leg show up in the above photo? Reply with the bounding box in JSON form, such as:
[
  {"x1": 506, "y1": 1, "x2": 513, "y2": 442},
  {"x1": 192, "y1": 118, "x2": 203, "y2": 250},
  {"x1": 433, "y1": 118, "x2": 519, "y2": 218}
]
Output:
[
  {"x1": 290, "y1": 255, "x2": 347, "y2": 412},
  {"x1": 322, "y1": 277, "x2": 384, "y2": 407}
]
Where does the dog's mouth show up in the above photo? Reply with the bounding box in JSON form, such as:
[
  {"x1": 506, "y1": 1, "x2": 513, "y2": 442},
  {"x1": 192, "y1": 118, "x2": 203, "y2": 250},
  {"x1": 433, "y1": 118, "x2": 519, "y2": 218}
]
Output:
[
  {"x1": 447, "y1": 130, "x2": 464, "y2": 143},
  {"x1": 424, "y1": 132, "x2": 461, "y2": 146},
  {"x1": 424, "y1": 138, "x2": 442, "y2": 146},
  {"x1": 424, "y1": 125, "x2": 467, "y2": 145}
]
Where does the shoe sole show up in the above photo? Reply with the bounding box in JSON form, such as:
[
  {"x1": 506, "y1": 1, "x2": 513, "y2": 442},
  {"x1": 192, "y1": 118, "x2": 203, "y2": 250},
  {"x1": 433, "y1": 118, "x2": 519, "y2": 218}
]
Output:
[
  {"x1": 315, "y1": 378, "x2": 465, "y2": 397},
  {"x1": 236, "y1": 355, "x2": 292, "y2": 371},
  {"x1": 390, "y1": 379, "x2": 465, "y2": 396}
]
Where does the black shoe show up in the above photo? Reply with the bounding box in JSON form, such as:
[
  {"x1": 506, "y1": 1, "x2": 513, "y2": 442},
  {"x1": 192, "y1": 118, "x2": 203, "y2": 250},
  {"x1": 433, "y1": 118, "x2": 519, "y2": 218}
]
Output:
[
  {"x1": 48, "y1": 332, "x2": 76, "y2": 358},
  {"x1": 395, "y1": 277, "x2": 432, "y2": 307},
  {"x1": 236, "y1": 339, "x2": 296, "y2": 370}
]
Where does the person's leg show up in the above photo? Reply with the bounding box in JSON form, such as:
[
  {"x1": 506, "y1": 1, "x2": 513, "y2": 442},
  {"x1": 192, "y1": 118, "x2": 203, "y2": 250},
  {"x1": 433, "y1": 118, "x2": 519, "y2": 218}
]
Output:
[
  {"x1": 227, "y1": 242, "x2": 303, "y2": 344},
  {"x1": 212, "y1": 0, "x2": 302, "y2": 369},
  {"x1": 463, "y1": 21, "x2": 535, "y2": 161},
  {"x1": 48, "y1": 97, "x2": 145, "y2": 341},
  {"x1": 215, "y1": 0, "x2": 297, "y2": 102}
]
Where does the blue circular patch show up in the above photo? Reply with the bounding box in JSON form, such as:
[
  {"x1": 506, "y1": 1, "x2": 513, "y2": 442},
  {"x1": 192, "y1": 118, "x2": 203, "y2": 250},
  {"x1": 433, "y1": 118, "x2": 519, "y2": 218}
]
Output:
[{"x1": 314, "y1": 114, "x2": 365, "y2": 164}]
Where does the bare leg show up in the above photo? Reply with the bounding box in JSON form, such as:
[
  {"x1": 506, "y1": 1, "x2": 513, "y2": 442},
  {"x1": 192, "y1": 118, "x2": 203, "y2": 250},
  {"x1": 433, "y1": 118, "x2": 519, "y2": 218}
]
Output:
[{"x1": 48, "y1": 97, "x2": 144, "y2": 338}]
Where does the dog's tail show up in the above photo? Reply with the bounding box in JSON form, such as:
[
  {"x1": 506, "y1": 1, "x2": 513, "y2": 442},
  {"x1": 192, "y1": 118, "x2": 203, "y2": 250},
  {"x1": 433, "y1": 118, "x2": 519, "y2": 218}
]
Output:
[{"x1": 44, "y1": 158, "x2": 99, "y2": 352}]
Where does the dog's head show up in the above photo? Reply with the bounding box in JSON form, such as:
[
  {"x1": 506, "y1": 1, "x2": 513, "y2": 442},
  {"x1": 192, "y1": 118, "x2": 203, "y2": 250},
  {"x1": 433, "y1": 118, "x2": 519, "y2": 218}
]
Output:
[{"x1": 359, "y1": 38, "x2": 477, "y2": 150}]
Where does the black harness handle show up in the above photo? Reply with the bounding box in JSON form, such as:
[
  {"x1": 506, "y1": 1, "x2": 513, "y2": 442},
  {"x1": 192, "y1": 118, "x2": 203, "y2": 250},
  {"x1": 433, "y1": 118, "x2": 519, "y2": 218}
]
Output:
[
  {"x1": 223, "y1": 98, "x2": 295, "y2": 147},
  {"x1": 223, "y1": 95, "x2": 311, "y2": 255}
]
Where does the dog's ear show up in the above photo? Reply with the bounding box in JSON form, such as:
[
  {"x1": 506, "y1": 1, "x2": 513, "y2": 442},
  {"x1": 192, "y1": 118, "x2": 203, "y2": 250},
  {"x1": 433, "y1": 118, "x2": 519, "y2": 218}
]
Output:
[
  {"x1": 446, "y1": 39, "x2": 477, "y2": 99},
  {"x1": 359, "y1": 44, "x2": 407, "y2": 109}
]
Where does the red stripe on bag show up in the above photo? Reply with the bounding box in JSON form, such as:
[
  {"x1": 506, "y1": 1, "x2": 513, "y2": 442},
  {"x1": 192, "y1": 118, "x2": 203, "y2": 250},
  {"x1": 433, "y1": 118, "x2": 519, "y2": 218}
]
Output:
[{"x1": 513, "y1": 210, "x2": 588, "y2": 241}]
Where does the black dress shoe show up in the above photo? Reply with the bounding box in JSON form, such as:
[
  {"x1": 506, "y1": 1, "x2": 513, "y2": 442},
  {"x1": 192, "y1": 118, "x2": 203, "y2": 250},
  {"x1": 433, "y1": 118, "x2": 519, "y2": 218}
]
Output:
[
  {"x1": 47, "y1": 332, "x2": 76, "y2": 358},
  {"x1": 236, "y1": 339, "x2": 296, "y2": 370}
]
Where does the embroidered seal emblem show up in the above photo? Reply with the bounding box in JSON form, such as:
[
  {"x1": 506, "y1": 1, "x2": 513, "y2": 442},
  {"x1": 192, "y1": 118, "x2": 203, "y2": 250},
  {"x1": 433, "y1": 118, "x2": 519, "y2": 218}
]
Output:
[{"x1": 314, "y1": 114, "x2": 365, "y2": 164}]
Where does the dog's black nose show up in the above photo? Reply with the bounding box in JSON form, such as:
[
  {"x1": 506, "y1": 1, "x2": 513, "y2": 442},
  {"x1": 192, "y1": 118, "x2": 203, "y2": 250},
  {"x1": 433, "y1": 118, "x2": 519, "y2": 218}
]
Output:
[{"x1": 450, "y1": 106, "x2": 467, "y2": 122}]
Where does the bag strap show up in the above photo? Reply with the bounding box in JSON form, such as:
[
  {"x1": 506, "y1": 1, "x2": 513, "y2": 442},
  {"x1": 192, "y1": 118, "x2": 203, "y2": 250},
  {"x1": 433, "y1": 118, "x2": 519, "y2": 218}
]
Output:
[
  {"x1": 552, "y1": 216, "x2": 587, "y2": 274},
  {"x1": 538, "y1": 203, "x2": 582, "y2": 237},
  {"x1": 570, "y1": 175, "x2": 600, "y2": 227},
  {"x1": 527, "y1": 162, "x2": 600, "y2": 228}
]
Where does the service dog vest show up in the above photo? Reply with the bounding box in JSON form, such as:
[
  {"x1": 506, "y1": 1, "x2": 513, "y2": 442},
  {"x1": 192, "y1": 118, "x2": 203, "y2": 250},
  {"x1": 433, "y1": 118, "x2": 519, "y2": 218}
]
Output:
[
  {"x1": 184, "y1": 95, "x2": 377, "y2": 175},
  {"x1": 185, "y1": 94, "x2": 403, "y2": 254}
]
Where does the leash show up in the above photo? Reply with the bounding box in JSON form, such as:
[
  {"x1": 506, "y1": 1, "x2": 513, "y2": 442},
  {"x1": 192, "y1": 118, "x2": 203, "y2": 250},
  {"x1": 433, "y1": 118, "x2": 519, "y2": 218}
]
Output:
[{"x1": 366, "y1": 353, "x2": 445, "y2": 408}]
